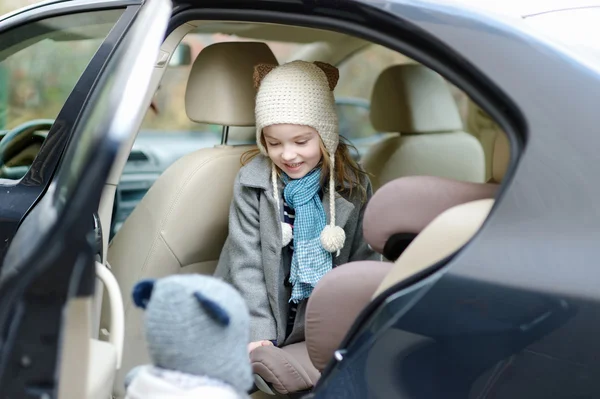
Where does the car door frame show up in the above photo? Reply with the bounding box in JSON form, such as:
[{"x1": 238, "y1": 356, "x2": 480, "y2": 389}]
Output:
[
  {"x1": 0, "y1": 0, "x2": 172, "y2": 395},
  {"x1": 0, "y1": 0, "x2": 143, "y2": 265}
]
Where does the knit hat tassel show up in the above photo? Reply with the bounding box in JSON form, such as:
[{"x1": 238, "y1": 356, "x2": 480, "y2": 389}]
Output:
[{"x1": 320, "y1": 155, "x2": 346, "y2": 256}]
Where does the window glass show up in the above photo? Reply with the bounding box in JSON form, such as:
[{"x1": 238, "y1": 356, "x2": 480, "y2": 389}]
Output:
[
  {"x1": 336, "y1": 44, "x2": 470, "y2": 133},
  {"x1": 336, "y1": 100, "x2": 376, "y2": 140},
  {"x1": 0, "y1": 10, "x2": 124, "y2": 129},
  {"x1": 336, "y1": 44, "x2": 411, "y2": 100},
  {"x1": 0, "y1": 9, "x2": 123, "y2": 177},
  {"x1": 334, "y1": 44, "x2": 471, "y2": 157},
  {"x1": 334, "y1": 44, "x2": 410, "y2": 156}
]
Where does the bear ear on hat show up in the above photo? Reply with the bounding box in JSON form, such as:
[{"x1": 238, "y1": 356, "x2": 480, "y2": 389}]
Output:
[
  {"x1": 132, "y1": 279, "x2": 156, "y2": 309},
  {"x1": 253, "y1": 63, "x2": 277, "y2": 89},
  {"x1": 194, "y1": 292, "x2": 231, "y2": 327},
  {"x1": 313, "y1": 61, "x2": 339, "y2": 91}
]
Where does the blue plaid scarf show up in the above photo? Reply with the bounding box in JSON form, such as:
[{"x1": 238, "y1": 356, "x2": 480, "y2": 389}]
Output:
[{"x1": 283, "y1": 168, "x2": 332, "y2": 303}]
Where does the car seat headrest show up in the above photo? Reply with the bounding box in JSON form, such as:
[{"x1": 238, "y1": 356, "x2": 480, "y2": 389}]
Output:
[
  {"x1": 370, "y1": 64, "x2": 463, "y2": 134},
  {"x1": 363, "y1": 176, "x2": 498, "y2": 259},
  {"x1": 185, "y1": 42, "x2": 278, "y2": 126}
]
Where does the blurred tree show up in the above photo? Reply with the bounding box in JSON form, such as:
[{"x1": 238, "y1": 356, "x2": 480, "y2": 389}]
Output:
[{"x1": 1, "y1": 0, "x2": 42, "y2": 15}]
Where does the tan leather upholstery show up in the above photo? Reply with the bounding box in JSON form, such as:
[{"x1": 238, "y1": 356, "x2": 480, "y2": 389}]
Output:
[
  {"x1": 362, "y1": 64, "x2": 485, "y2": 190},
  {"x1": 363, "y1": 176, "x2": 498, "y2": 255},
  {"x1": 185, "y1": 42, "x2": 277, "y2": 125},
  {"x1": 370, "y1": 64, "x2": 463, "y2": 133},
  {"x1": 251, "y1": 342, "x2": 320, "y2": 395},
  {"x1": 87, "y1": 339, "x2": 117, "y2": 399},
  {"x1": 58, "y1": 298, "x2": 92, "y2": 399},
  {"x1": 466, "y1": 101, "x2": 506, "y2": 181},
  {"x1": 492, "y1": 132, "x2": 510, "y2": 183},
  {"x1": 305, "y1": 261, "x2": 392, "y2": 371},
  {"x1": 374, "y1": 198, "x2": 494, "y2": 297},
  {"x1": 106, "y1": 42, "x2": 278, "y2": 397}
]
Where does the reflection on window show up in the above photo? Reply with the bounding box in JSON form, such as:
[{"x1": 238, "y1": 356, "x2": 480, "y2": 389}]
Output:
[{"x1": 0, "y1": 9, "x2": 123, "y2": 131}]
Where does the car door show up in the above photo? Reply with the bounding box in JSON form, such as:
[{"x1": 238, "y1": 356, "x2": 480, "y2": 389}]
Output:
[{"x1": 0, "y1": 0, "x2": 171, "y2": 396}]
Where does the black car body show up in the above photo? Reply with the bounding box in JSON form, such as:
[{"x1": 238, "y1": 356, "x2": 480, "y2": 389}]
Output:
[{"x1": 0, "y1": 0, "x2": 599, "y2": 398}]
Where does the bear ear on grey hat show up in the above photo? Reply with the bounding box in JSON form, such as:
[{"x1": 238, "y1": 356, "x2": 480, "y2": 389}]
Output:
[
  {"x1": 313, "y1": 61, "x2": 339, "y2": 91},
  {"x1": 253, "y1": 63, "x2": 277, "y2": 89},
  {"x1": 132, "y1": 279, "x2": 156, "y2": 309},
  {"x1": 194, "y1": 291, "x2": 231, "y2": 327}
]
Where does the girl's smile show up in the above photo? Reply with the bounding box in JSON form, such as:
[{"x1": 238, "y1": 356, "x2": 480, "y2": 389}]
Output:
[{"x1": 282, "y1": 162, "x2": 304, "y2": 173}]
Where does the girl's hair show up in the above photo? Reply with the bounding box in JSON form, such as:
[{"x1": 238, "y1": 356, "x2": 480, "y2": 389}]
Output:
[{"x1": 241, "y1": 133, "x2": 369, "y2": 202}]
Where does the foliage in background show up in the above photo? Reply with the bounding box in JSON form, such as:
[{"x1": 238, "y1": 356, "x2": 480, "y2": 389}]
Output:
[
  {"x1": 0, "y1": 6, "x2": 120, "y2": 129},
  {"x1": 1, "y1": 0, "x2": 41, "y2": 15}
]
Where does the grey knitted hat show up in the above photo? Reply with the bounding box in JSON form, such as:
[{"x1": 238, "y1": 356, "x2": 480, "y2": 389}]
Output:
[{"x1": 132, "y1": 274, "x2": 253, "y2": 394}]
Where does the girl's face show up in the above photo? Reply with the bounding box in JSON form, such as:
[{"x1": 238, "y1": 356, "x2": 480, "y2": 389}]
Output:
[{"x1": 263, "y1": 124, "x2": 322, "y2": 179}]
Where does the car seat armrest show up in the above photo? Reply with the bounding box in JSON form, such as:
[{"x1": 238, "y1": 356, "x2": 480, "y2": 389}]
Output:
[
  {"x1": 250, "y1": 343, "x2": 319, "y2": 395},
  {"x1": 305, "y1": 261, "x2": 392, "y2": 371}
]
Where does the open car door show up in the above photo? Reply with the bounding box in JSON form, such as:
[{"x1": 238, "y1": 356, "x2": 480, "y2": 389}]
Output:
[{"x1": 0, "y1": 0, "x2": 171, "y2": 396}]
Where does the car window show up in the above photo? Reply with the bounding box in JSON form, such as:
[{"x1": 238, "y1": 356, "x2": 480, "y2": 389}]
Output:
[
  {"x1": 335, "y1": 44, "x2": 470, "y2": 156},
  {"x1": 0, "y1": 9, "x2": 124, "y2": 175},
  {"x1": 334, "y1": 44, "x2": 409, "y2": 156},
  {"x1": 336, "y1": 99, "x2": 377, "y2": 140}
]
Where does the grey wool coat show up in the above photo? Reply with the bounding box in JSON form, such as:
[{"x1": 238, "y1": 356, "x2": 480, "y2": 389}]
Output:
[{"x1": 214, "y1": 155, "x2": 379, "y2": 345}]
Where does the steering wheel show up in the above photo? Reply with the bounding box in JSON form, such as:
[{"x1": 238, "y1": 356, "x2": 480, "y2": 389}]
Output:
[{"x1": 0, "y1": 119, "x2": 54, "y2": 179}]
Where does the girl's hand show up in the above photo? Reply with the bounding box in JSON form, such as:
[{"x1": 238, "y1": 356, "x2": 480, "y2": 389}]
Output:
[{"x1": 248, "y1": 340, "x2": 274, "y2": 353}]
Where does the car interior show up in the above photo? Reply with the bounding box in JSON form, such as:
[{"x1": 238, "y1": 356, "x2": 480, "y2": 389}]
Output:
[{"x1": 0, "y1": 17, "x2": 511, "y2": 399}]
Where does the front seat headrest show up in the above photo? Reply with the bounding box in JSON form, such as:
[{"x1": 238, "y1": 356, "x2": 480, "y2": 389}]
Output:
[
  {"x1": 185, "y1": 42, "x2": 278, "y2": 126},
  {"x1": 370, "y1": 64, "x2": 463, "y2": 134}
]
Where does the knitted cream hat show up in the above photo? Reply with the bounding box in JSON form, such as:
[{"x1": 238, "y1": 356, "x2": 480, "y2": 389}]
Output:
[{"x1": 254, "y1": 60, "x2": 345, "y2": 254}]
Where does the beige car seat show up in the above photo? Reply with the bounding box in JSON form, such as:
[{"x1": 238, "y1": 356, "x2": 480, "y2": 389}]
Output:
[
  {"x1": 362, "y1": 64, "x2": 486, "y2": 191},
  {"x1": 103, "y1": 41, "x2": 278, "y2": 397},
  {"x1": 466, "y1": 100, "x2": 506, "y2": 181}
]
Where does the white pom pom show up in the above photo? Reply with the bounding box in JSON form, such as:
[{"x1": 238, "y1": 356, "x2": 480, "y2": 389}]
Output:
[
  {"x1": 320, "y1": 225, "x2": 346, "y2": 255},
  {"x1": 281, "y1": 222, "x2": 293, "y2": 247}
]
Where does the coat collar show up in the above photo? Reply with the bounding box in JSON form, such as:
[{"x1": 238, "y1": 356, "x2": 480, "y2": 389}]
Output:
[
  {"x1": 239, "y1": 155, "x2": 355, "y2": 228},
  {"x1": 239, "y1": 154, "x2": 271, "y2": 190}
]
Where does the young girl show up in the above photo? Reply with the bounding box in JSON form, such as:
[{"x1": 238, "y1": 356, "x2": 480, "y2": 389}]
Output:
[{"x1": 215, "y1": 60, "x2": 379, "y2": 352}]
